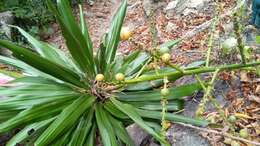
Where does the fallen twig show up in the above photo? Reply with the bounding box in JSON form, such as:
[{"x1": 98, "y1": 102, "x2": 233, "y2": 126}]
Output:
[{"x1": 174, "y1": 122, "x2": 260, "y2": 146}]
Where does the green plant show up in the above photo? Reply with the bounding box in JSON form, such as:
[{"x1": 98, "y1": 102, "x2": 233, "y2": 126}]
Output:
[{"x1": 0, "y1": 0, "x2": 260, "y2": 145}]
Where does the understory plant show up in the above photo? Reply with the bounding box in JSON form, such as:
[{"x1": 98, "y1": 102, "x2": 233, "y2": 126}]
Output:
[{"x1": 0, "y1": 0, "x2": 260, "y2": 145}]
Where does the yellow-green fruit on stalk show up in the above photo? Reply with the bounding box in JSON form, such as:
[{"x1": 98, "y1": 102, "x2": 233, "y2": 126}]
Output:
[
  {"x1": 115, "y1": 73, "x2": 125, "y2": 81},
  {"x1": 158, "y1": 47, "x2": 170, "y2": 54},
  {"x1": 230, "y1": 140, "x2": 240, "y2": 146},
  {"x1": 95, "y1": 74, "x2": 104, "y2": 81},
  {"x1": 161, "y1": 53, "x2": 171, "y2": 63},
  {"x1": 228, "y1": 115, "x2": 237, "y2": 123},
  {"x1": 161, "y1": 88, "x2": 170, "y2": 96},
  {"x1": 120, "y1": 27, "x2": 132, "y2": 41},
  {"x1": 239, "y1": 128, "x2": 248, "y2": 138}
]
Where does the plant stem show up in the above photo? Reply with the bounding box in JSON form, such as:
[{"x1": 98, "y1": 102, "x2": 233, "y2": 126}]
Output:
[
  {"x1": 206, "y1": 2, "x2": 219, "y2": 67},
  {"x1": 233, "y1": 10, "x2": 246, "y2": 64},
  {"x1": 161, "y1": 76, "x2": 168, "y2": 138},
  {"x1": 195, "y1": 69, "x2": 219, "y2": 118},
  {"x1": 124, "y1": 61, "x2": 260, "y2": 84}
]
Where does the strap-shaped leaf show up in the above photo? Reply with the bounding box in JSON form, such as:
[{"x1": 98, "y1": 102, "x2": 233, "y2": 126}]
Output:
[
  {"x1": 0, "y1": 100, "x2": 70, "y2": 133},
  {"x1": 110, "y1": 97, "x2": 169, "y2": 145},
  {"x1": 6, "y1": 118, "x2": 54, "y2": 146},
  {"x1": 35, "y1": 96, "x2": 95, "y2": 146},
  {"x1": 11, "y1": 26, "x2": 70, "y2": 67},
  {"x1": 85, "y1": 123, "x2": 96, "y2": 146},
  {"x1": 118, "y1": 83, "x2": 202, "y2": 101},
  {"x1": 159, "y1": 38, "x2": 181, "y2": 49},
  {"x1": 137, "y1": 109, "x2": 208, "y2": 127},
  {"x1": 47, "y1": 0, "x2": 95, "y2": 75},
  {"x1": 104, "y1": 101, "x2": 128, "y2": 119},
  {"x1": 126, "y1": 100, "x2": 184, "y2": 111},
  {"x1": 79, "y1": 4, "x2": 93, "y2": 50},
  {"x1": 0, "y1": 40, "x2": 86, "y2": 87},
  {"x1": 105, "y1": 0, "x2": 127, "y2": 63},
  {"x1": 95, "y1": 104, "x2": 117, "y2": 146},
  {"x1": 107, "y1": 114, "x2": 135, "y2": 146},
  {"x1": 68, "y1": 107, "x2": 94, "y2": 146},
  {"x1": 0, "y1": 55, "x2": 46, "y2": 77}
]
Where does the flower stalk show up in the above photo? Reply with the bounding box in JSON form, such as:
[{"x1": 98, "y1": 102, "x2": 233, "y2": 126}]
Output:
[{"x1": 124, "y1": 61, "x2": 260, "y2": 84}]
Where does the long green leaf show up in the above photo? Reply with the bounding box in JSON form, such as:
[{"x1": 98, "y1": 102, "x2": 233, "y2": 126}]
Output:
[
  {"x1": 0, "y1": 100, "x2": 71, "y2": 133},
  {"x1": 35, "y1": 95, "x2": 95, "y2": 146},
  {"x1": 0, "y1": 40, "x2": 86, "y2": 87},
  {"x1": 68, "y1": 107, "x2": 94, "y2": 146},
  {"x1": 137, "y1": 109, "x2": 208, "y2": 127},
  {"x1": 47, "y1": 0, "x2": 95, "y2": 75},
  {"x1": 105, "y1": 0, "x2": 127, "y2": 63},
  {"x1": 118, "y1": 83, "x2": 202, "y2": 101},
  {"x1": 85, "y1": 123, "x2": 96, "y2": 146},
  {"x1": 110, "y1": 97, "x2": 169, "y2": 145},
  {"x1": 95, "y1": 103, "x2": 117, "y2": 146},
  {"x1": 127, "y1": 100, "x2": 184, "y2": 111},
  {"x1": 107, "y1": 114, "x2": 135, "y2": 146},
  {"x1": 6, "y1": 118, "x2": 54, "y2": 146}
]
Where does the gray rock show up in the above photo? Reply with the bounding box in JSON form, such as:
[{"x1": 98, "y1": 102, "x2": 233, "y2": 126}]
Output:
[
  {"x1": 0, "y1": 11, "x2": 14, "y2": 56},
  {"x1": 126, "y1": 124, "x2": 149, "y2": 146},
  {"x1": 165, "y1": 0, "x2": 210, "y2": 17},
  {"x1": 142, "y1": 0, "x2": 166, "y2": 16},
  {"x1": 0, "y1": 11, "x2": 14, "y2": 38},
  {"x1": 167, "y1": 125, "x2": 210, "y2": 146}
]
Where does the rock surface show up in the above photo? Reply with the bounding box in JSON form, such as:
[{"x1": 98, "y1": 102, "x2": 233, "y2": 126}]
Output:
[
  {"x1": 0, "y1": 11, "x2": 14, "y2": 56},
  {"x1": 165, "y1": 0, "x2": 210, "y2": 17}
]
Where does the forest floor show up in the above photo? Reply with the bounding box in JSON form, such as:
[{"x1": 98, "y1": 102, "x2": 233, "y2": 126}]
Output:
[{"x1": 45, "y1": 0, "x2": 260, "y2": 145}]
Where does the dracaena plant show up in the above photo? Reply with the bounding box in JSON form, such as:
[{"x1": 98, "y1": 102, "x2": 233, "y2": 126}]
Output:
[{"x1": 0, "y1": 0, "x2": 260, "y2": 146}]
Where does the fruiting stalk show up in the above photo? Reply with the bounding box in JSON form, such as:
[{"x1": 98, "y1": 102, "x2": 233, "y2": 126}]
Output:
[{"x1": 124, "y1": 61, "x2": 260, "y2": 84}]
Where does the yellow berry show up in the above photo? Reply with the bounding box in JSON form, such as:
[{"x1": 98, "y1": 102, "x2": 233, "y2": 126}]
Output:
[
  {"x1": 161, "y1": 53, "x2": 171, "y2": 63},
  {"x1": 161, "y1": 88, "x2": 170, "y2": 96},
  {"x1": 115, "y1": 73, "x2": 125, "y2": 81},
  {"x1": 95, "y1": 74, "x2": 104, "y2": 81},
  {"x1": 158, "y1": 47, "x2": 170, "y2": 54},
  {"x1": 120, "y1": 27, "x2": 132, "y2": 41},
  {"x1": 228, "y1": 115, "x2": 237, "y2": 123},
  {"x1": 239, "y1": 128, "x2": 248, "y2": 138},
  {"x1": 223, "y1": 137, "x2": 232, "y2": 144},
  {"x1": 231, "y1": 140, "x2": 240, "y2": 146}
]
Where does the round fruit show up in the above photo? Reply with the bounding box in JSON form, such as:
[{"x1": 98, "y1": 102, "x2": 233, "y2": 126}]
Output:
[
  {"x1": 161, "y1": 53, "x2": 171, "y2": 63},
  {"x1": 158, "y1": 47, "x2": 170, "y2": 54},
  {"x1": 239, "y1": 128, "x2": 248, "y2": 138},
  {"x1": 95, "y1": 74, "x2": 104, "y2": 81},
  {"x1": 221, "y1": 37, "x2": 237, "y2": 54},
  {"x1": 228, "y1": 115, "x2": 237, "y2": 123},
  {"x1": 120, "y1": 27, "x2": 132, "y2": 41},
  {"x1": 223, "y1": 137, "x2": 232, "y2": 144},
  {"x1": 230, "y1": 140, "x2": 240, "y2": 146},
  {"x1": 161, "y1": 88, "x2": 170, "y2": 96},
  {"x1": 115, "y1": 73, "x2": 125, "y2": 81}
]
